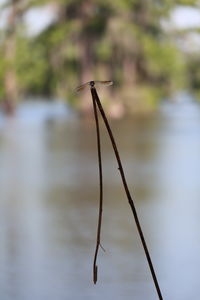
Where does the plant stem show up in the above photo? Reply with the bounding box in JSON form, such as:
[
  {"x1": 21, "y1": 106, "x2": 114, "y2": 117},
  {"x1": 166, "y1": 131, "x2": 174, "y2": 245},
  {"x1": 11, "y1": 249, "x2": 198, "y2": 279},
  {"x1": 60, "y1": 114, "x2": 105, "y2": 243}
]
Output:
[
  {"x1": 91, "y1": 91, "x2": 103, "y2": 284},
  {"x1": 91, "y1": 87, "x2": 163, "y2": 300}
]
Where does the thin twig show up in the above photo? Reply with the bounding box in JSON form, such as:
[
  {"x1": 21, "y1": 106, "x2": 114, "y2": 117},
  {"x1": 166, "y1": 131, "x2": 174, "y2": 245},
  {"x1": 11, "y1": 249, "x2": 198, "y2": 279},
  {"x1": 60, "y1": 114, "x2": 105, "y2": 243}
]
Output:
[
  {"x1": 91, "y1": 87, "x2": 163, "y2": 300},
  {"x1": 91, "y1": 92, "x2": 104, "y2": 284}
]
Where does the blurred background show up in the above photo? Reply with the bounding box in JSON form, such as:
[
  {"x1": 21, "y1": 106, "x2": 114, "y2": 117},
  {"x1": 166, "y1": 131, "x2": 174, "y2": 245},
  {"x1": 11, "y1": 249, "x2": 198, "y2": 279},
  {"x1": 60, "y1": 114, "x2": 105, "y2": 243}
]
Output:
[{"x1": 1, "y1": 0, "x2": 200, "y2": 299}]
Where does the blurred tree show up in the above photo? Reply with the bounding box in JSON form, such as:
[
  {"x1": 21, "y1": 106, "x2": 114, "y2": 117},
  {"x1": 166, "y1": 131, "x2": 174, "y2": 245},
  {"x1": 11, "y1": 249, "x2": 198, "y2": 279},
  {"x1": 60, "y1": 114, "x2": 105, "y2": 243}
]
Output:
[
  {"x1": 0, "y1": 0, "x2": 35, "y2": 113},
  {"x1": 0, "y1": 0, "x2": 199, "y2": 115},
  {"x1": 2, "y1": 0, "x2": 20, "y2": 114}
]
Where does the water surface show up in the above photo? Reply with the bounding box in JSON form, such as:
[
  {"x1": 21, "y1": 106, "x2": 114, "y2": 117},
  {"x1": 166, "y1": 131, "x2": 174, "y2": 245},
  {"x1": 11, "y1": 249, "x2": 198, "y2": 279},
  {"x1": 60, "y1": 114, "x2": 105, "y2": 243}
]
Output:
[{"x1": 0, "y1": 99, "x2": 200, "y2": 299}]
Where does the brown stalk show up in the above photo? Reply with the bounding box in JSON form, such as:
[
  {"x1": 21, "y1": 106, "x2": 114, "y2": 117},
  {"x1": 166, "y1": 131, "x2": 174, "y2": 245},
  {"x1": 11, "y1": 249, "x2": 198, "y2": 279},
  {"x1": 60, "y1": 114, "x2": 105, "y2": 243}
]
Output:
[
  {"x1": 91, "y1": 90, "x2": 104, "y2": 284},
  {"x1": 90, "y1": 87, "x2": 163, "y2": 300}
]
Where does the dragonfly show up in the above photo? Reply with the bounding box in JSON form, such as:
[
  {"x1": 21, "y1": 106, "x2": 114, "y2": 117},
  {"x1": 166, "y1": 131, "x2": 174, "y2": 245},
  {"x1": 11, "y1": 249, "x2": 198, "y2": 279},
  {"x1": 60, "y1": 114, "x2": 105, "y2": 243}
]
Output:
[
  {"x1": 75, "y1": 80, "x2": 163, "y2": 299},
  {"x1": 76, "y1": 80, "x2": 113, "y2": 92}
]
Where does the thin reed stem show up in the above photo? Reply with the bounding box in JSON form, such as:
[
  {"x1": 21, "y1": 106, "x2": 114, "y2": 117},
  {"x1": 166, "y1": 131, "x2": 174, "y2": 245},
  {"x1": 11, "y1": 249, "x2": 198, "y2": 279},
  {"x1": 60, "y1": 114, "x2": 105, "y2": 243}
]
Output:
[
  {"x1": 91, "y1": 87, "x2": 163, "y2": 300},
  {"x1": 91, "y1": 92, "x2": 103, "y2": 284}
]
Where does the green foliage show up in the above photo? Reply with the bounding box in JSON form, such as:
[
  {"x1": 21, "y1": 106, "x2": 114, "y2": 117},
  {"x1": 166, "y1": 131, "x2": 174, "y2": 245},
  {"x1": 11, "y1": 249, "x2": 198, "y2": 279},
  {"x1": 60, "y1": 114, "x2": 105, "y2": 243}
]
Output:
[
  {"x1": 176, "y1": 0, "x2": 198, "y2": 5},
  {"x1": 143, "y1": 35, "x2": 185, "y2": 84},
  {"x1": 0, "y1": 48, "x2": 6, "y2": 99},
  {"x1": 186, "y1": 54, "x2": 200, "y2": 100},
  {"x1": 15, "y1": 37, "x2": 49, "y2": 95}
]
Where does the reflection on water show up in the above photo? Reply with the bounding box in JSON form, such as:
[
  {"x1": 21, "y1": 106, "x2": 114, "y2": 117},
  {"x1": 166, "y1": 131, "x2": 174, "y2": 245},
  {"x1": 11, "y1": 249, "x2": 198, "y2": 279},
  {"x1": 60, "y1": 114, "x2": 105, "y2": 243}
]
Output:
[{"x1": 0, "y1": 99, "x2": 200, "y2": 299}]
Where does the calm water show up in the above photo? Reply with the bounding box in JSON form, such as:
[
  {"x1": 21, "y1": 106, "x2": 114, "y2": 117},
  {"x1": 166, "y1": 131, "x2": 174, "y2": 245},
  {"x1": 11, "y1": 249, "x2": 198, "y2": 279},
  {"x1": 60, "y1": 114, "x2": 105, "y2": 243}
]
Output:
[{"x1": 0, "y1": 99, "x2": 200, "y2": 300}]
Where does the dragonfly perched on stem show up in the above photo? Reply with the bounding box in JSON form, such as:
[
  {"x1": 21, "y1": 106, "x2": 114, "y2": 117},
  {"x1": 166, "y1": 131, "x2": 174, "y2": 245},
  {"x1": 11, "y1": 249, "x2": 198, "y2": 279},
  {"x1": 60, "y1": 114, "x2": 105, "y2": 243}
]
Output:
[
  {"x1": 75, "y1": 80, "x2": 163, "y2": 300},
  {"x1": 76, "y1": 80, "x2": 113, "y2": 92}
]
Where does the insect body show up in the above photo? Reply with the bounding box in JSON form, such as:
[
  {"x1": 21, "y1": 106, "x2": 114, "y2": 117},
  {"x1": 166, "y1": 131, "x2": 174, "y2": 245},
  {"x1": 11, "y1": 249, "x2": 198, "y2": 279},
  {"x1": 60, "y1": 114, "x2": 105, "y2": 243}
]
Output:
[{"x1": 76, "y1": 80, "x2": 113, "y2": 92}]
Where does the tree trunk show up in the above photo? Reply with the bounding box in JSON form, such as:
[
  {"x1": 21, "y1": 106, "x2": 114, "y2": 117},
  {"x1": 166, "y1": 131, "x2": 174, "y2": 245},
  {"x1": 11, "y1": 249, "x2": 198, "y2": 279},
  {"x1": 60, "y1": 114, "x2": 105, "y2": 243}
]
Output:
[
  {"x1": 3, "y1": 0, "x2": 19, "y2": 115},
  {"x1": 78, "y1": 0, "x2": 95, "y2": 115},
  {"x1": 123, "y1": 56, "x2": 137, "y2": 86}
]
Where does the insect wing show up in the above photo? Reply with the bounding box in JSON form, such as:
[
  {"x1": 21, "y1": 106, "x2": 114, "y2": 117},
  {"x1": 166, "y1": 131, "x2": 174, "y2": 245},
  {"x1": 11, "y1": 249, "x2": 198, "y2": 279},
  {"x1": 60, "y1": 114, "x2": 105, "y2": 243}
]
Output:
[
  {"x1": 76, "y1": 80, "x2": 113, "y2": 92},
  {"x1": 95, "y1": 80, "x2": 113, "y2": 87},
  {"x1": 76, "y1": 82, "x2": 90, "y2": 92}
]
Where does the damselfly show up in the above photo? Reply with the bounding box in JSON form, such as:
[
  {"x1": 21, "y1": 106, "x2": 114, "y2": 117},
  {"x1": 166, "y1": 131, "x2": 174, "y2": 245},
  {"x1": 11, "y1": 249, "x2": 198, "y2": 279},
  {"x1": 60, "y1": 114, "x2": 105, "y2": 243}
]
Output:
[{"x1": 76, "y1": 80, "x2": 113, "y2": 92}]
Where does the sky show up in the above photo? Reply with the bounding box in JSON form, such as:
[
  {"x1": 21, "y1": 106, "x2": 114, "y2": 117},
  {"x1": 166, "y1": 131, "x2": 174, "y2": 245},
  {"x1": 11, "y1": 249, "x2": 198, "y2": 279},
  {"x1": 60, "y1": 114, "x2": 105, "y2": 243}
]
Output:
[
  {"x1": 24, "y1": 6, "x2": 56, "y2": 36},
  {"x1": 170, "y1": 6, "x2": 200, "y2": 29},
  {"x1": 0, "y1": 0, "x2": 56, "y2": 36}
]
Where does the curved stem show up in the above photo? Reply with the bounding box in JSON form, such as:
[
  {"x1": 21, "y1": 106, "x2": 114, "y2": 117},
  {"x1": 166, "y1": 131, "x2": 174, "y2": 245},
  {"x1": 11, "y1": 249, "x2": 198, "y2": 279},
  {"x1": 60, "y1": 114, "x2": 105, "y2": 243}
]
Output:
[
  {"x1": 91, "y1": 91, "x2": 103, "y2": 284},
  {"x1": 91, "y1": 87, "x2": 163, "y2": 300}
]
